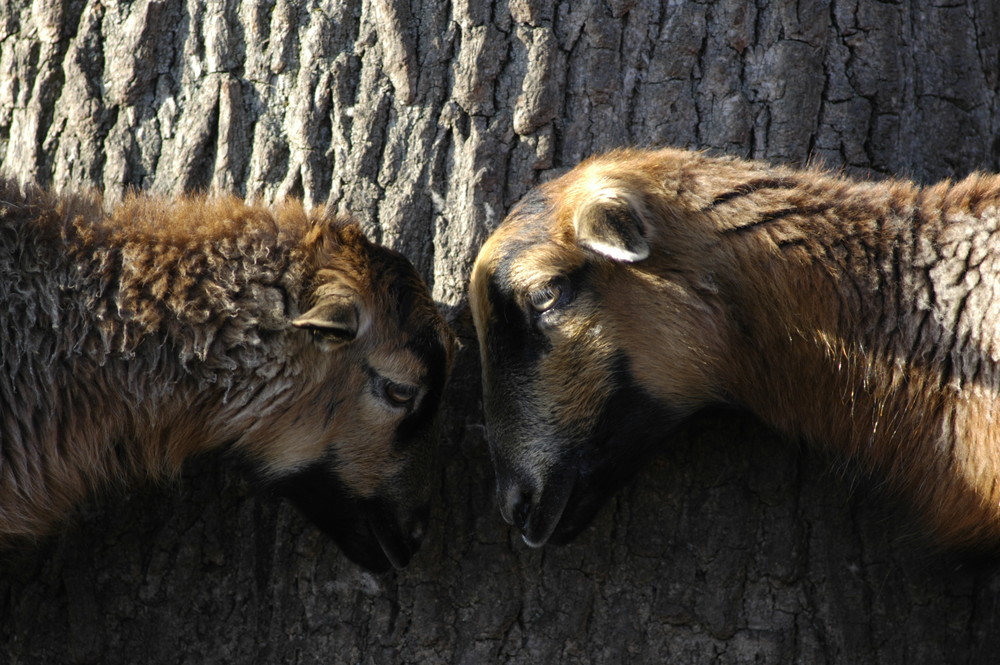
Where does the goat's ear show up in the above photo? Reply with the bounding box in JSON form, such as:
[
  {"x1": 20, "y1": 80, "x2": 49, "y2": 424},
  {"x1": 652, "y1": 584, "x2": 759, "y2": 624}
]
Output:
[
  {"x1": 292, "y1": 296, "x2": 361, "y2": 343},
  {"x1": 573, "y1": 188, "x2": 651, "y2": 262}
]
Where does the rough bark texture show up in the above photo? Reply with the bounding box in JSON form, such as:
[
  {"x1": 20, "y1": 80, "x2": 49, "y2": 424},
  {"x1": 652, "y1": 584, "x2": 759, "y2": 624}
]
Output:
[{"x1": 2, "y1": 1, "x2": 1000, "y2": 663}]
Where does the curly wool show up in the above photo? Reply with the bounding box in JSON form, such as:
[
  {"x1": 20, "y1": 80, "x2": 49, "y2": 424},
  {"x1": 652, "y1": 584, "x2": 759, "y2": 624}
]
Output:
[{"x1": 0, "y1": 180, "x2": 344, "y2": 537}]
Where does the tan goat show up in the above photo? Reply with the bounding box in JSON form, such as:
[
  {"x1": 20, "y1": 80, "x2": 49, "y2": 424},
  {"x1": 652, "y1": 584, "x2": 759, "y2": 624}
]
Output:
[
  {"x1": 471, "y1": 147, "x2": 1000, "y2": 549},
  {"x1": 0, "y1": 180, "x2": 453, "y2": 572}
]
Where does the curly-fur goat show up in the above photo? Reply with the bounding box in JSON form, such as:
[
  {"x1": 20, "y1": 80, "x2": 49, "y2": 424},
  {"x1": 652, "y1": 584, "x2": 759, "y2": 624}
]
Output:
[{"x1": 0, "y1": 180, "x2": 453, "y2": 572}]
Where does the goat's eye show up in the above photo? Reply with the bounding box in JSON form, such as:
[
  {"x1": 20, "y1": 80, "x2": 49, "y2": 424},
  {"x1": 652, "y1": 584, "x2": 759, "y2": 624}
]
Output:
[
  {"x1": 528, "y1": 279, "x2": 574, "y2": 314},
  {"x1": 528, "y1": 283, "x2": 562, "y2": 313},
  {"x1": 385, "y1": 381, "x2": 418, "y2": 406}
]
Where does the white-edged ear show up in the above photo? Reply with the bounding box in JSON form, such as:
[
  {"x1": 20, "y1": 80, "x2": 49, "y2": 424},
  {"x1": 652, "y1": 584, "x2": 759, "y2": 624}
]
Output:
[
  {"x1": 292, "y1": 296, "x2": 360, "y2": 343},
  {"x1": 573, "y1": 188, "x2": 651, "y2": 262}
]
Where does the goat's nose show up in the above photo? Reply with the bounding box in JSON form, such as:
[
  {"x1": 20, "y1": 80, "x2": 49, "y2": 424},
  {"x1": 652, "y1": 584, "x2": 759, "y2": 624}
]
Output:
[{"x1": 499, "y1": 484, "x2": 533, "y2": 531}]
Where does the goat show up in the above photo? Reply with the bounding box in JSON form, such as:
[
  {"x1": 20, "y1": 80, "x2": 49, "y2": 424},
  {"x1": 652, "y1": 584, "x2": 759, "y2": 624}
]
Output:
[
  {"x1": 471, "y1": 147, "x2": 1000, "y2": 549},
  {"x1": 0, "y1": 180, "x2": 453, "y2": 572}
]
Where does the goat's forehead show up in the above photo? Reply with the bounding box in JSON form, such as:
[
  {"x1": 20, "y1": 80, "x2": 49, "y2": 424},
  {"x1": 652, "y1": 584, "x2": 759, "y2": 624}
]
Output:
[
  {"x1": 368, "y1": 346, "x2": 426, "y2": 383},
  {"x1": 477, "y1": 218, "x2": 583, "y2": 301},
  {"x1": 369, "y1": 278, "x2": 450, "y2": 374},
  {"x1": 344, "y1": 243, "x2": 435, "y2": 326}
]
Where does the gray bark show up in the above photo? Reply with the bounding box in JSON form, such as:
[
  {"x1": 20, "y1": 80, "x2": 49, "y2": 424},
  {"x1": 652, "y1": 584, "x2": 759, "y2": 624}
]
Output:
[{"x1": 2, "y1": 0, "x2": 1000, "y2": 663}]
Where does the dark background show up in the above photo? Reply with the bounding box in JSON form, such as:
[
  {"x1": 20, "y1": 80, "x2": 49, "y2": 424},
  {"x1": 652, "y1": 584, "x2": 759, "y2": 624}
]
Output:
[{"x1": 2, "y1": 1, "x2": 999, "y2": 662}]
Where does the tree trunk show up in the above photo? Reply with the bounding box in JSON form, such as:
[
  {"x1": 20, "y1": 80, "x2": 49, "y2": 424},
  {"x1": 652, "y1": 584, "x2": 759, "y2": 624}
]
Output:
[{"x1": 2, "y1": 0, "x2": 1000, "y2": 662}]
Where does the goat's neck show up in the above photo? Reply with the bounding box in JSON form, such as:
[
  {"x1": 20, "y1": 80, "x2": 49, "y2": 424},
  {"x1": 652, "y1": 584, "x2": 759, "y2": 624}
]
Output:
[{"x1": 719, "y1": 179, "x2": 1000, "y2": 544}]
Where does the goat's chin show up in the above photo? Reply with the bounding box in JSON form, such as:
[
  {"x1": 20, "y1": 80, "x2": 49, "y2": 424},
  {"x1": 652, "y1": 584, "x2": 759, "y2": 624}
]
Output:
[
  {"x1": 367, "y1": 513, "x2": 415, "y2": 570},
  {"x1": 324, "y1": 517, "x2": 393, "y2": 573},
  {"x1": 519, "y1": 468, "x2": 619, "y2": 548},
  {"x1": 308, "y1": 507, "x2": 415, "y2": 573},
  {"x1": 527, "y1": 403, "x2": 684, "y2": 547},
  {"x1": 265, "y1": 464, "x2": 417, "y2": 573},
  {"x1": 545, "y1": 488, "x2": 609, "y2": 546}
]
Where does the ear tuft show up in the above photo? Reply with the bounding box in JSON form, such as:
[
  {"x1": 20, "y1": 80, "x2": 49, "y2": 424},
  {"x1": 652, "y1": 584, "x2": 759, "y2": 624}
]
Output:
[
  {"x1": 292, "y1": 297, "x2": 359, "y2": 342},
  {"x1": 573, "y1": 189, "x2": 651, "y2": 262}
]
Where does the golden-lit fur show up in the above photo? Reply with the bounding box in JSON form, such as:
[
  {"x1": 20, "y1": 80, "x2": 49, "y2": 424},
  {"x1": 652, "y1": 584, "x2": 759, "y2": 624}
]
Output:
[
  {"x1": 471, "y1": 147, "x2": 1000, "y2": 548},
  {"x1": 0, "y1": 179, "x2": 453, "y2": 566}
]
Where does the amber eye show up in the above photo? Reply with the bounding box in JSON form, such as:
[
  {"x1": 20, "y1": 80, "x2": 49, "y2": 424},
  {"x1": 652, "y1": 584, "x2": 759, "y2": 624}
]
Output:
[
  {"x1": 385, "y1": 381, "x2": 418, "y2": 406},
  {"x1": 528, "y1": 282, "x2": 563, "y2": 313}
]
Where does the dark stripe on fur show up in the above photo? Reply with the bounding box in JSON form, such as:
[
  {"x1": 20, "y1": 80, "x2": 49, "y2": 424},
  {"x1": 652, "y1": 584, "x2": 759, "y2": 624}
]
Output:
[
  {"x1": 707, "y1": 178, "x2": 799, "y2": 208},
  {"x1": 722, "y1": 205, "x2": 833, "y2": 237}
]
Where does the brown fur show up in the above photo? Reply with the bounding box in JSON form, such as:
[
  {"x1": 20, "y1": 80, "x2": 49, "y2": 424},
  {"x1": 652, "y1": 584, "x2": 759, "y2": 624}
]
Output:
[
  {"x1": 471, "y1": 147, "x2": 1000, "y2": 548},
  {"x1": 0, "y1": 179, "x2": 453, "y2": 564}
]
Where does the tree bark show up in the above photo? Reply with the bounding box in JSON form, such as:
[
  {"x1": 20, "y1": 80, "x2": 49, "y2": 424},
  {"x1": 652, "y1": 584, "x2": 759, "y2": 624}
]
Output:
[{"x1": 2, "y1": 0, "x2": 1000, "y2": 663}]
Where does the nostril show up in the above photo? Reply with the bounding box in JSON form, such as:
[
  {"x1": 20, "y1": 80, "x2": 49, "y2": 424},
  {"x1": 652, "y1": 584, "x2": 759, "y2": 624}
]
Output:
[
  {"x1": 499, "y1": 483, "x2": 535, "y2": 528},
  {"x1": 512, "y1": 491, "x2": 532, "y2": 530}
]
